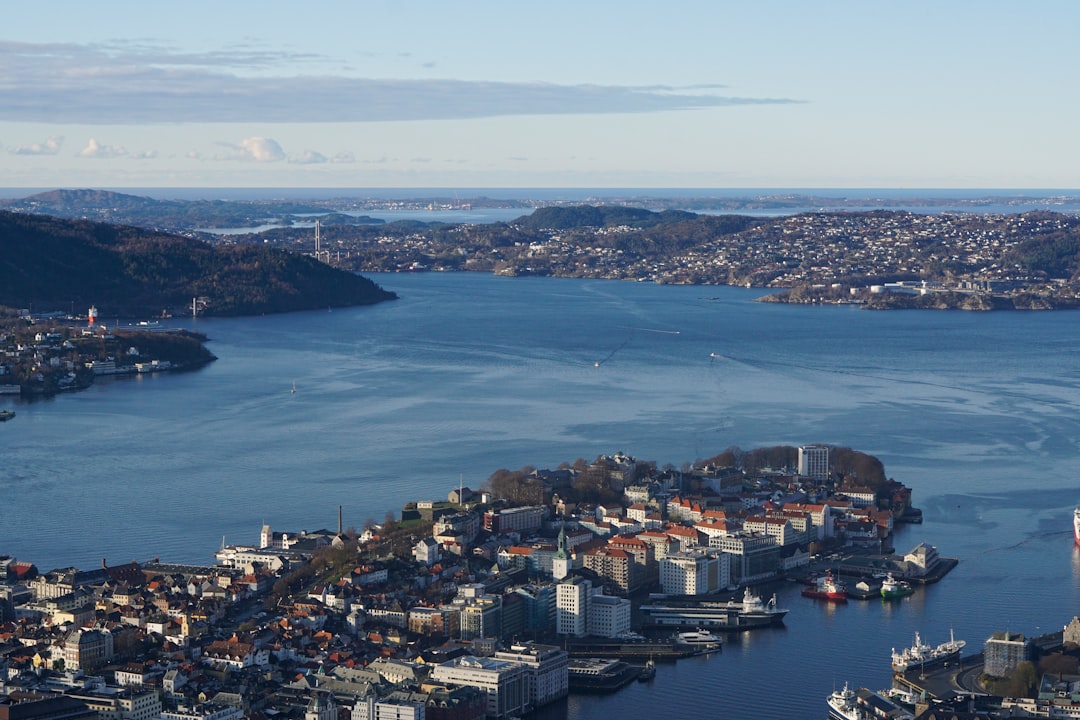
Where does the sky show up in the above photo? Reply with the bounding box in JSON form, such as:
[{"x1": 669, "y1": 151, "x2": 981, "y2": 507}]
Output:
[{"x1": 1, "y1": 1, "x2": 1078, "y2": 190}]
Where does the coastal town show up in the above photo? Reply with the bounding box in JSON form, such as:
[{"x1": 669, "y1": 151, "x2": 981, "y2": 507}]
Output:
[
  {"x1": 236, "y1": 206, "x2": 1080, "y2": 308},
  {"x1": 0, "y1": 313, "x2": 214, "y2": 398},
  {"x1": 4, "y1": 444, "x2": 1074, "y2": 720}
]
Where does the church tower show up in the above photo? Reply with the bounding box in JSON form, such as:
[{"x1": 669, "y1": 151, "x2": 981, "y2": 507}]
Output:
[{"x1": 552, "y1": 520, "x2": 570, "y2": 580}]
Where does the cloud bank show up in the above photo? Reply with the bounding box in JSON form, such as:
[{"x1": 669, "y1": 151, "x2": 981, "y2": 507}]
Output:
[
  {"x1": 0, "y1": 40, "x2": 801, "y2": 125},
  {"x1": 10, "y1": 135, "x2": 64, "y2": 155}
]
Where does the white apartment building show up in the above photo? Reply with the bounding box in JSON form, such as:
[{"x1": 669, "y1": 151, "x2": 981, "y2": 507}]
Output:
[
  {"x1": 659, "y1": 549, "x2": 729, "y2": 595},
  {"x1": 587, "y1": 594, "x2": 631, "y2": 638}
]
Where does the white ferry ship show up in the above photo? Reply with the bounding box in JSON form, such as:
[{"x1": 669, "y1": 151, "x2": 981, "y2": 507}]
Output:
[{"x1": 1073, "y1": 507, "x2": 1080, "y2": 545}]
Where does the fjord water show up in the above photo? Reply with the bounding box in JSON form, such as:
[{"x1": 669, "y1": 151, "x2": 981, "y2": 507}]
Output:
[{"x1": 4, "y1": 272, "x2": 1080, "y2": 718}]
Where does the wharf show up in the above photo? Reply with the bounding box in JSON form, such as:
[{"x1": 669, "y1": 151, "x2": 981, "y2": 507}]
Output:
[
  {"x1": 567, "y1": 658, "x2": 642, "y2": 693},
  {"x1": 563, "y1": 637, "x2": 694, "y2": 660}
]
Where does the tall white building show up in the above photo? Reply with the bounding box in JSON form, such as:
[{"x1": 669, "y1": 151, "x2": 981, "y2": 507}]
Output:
[
  {"x1": 556, "y1": 577, "x2": 592, "y2": 637},
  {"x1": 798, "y1": 445, "x2": 829, "y2": 481}
]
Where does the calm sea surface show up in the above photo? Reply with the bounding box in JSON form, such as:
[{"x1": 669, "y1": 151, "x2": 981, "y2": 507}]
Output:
[{"x1": 4, "y1": 272, "x2": 1080, "y2": 718}]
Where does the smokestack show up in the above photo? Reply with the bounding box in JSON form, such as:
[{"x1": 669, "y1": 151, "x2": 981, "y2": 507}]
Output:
[
  {"x1": 101, "y1": 557, "x2": 106, "y2": 569},
  {"x1": 338, "y1": 505, "x2": 343, "y2": 535}
]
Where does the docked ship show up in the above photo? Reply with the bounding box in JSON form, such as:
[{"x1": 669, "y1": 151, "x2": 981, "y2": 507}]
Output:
[
  {"x1": 802, "y1": 571, "x2": 848, "y2": 601},
  {"x1": 639, "y1": 587, "x2": 788, "y2": 632},
  {"x1": 1074, "y1": 508, "x2": 1080, "y2": 545},
  {"x1": 880, "y1": 573, "x2": 914, "y2": 600},
  {"x1": 828, "y1": 684, "x2": 914, "y2": 720},
  {"x1": 891, "y1": 630, "x2": 966, "y2": 672},
  {"x1": 675, "y1": 630, "x2": 724, "y2": 649},
  {"x1": 826, "y1": 683, "x2": 859, "y2": 720}
]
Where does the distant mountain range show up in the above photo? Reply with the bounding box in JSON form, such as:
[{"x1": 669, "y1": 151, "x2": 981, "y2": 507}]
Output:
[{"x1": 0, "y1": 210, "x2": 396, "y2": 317}]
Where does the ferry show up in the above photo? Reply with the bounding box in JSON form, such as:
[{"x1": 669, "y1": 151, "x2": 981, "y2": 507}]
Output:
[
  {"x1": 802, "y1": 571, "x2": 848, "y2": 601},
  {"x1": 891, "y1": 630, "x2": 965, "y2": 672},
  {"x1": 1074, "y1": 508, "x2": 1080, "y2": 545},
  {"x1": 0, "y1": 409, "x2": 14, "y2": 422},
  {"x1": 880, "y1": 573, "x2": 914, "y2": 600}
]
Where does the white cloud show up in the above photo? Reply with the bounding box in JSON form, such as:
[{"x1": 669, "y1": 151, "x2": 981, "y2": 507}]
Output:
[
  {"x1": 290, "y1": 150, "x2": 328, "y2": 164},
  {"x1": 10, "y1": 135, "x2": 63, "y2": 155},
  {"x1": 226, "y1": 137, "x2": 285, "y2": 162},
  {"x1": 0, "y1": 40, "x2": 800, "y2": 125},
  {"x1": 130, "y1": 149, "x2": 158, "y2": 160},
  {"x1": 331, "y1": 152, "x2": 355, "y2": 164},
  {"x1": 77, "y1": 138, "x2": 127, "y2": 158}
]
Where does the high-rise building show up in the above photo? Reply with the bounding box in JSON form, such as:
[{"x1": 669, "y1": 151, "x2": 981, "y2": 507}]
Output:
[
  {"x1": 556, "y1": 577, "x2": 592, "y2": 637},
  {"x1": 798, "y1": 445, "x2": 829, "y2": 481}
]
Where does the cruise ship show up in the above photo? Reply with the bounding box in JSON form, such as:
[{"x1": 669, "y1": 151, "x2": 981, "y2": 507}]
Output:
[{"x1": 1074, "y1": 508, "x2": 1080, "y2": 545}]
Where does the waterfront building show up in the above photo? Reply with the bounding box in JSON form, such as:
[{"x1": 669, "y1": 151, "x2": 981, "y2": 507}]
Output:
[
  {"x1": 660, "y1": 549, "x2": 728, "y2": 595},
  {"x1": 797, "y1": 445, "x2": 829, "y2": 481},
  {"x1": 493, "y1": 642, "x2": 569, "y2": 708},
  {"x1": 717, "y1": 533, "x2": 781, "y2": 585},
  {"x1": 430, "y1": 656, "x2": 529, "y2": 720},
  {"x1": 984, "y1": 631, "x2": 1034, "y2": 677},
  {"x1": 903, "y1": 542, "x2": 940, "y2": 577}
]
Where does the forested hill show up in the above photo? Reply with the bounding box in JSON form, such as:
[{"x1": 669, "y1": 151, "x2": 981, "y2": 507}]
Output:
[
  {"x1": 512, "y1": 205, "x2": 699, "y2": 230},
  {"x1": 0, "y1": 211, "x2": 396, "y2": 317}
]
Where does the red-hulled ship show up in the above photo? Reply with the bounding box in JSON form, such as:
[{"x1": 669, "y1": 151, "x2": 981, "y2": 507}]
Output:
[{"x1": 802, "y1": 571, "x2": 848, "y2": 601}]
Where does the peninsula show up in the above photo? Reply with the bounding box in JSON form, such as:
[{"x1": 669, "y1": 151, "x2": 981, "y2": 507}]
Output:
[
  {"x1": 0, "y1": 210, "x2": 396, "y2": 319},
  {"x1": 0, "y1": 444, "x2": 944, "y2": 719}
]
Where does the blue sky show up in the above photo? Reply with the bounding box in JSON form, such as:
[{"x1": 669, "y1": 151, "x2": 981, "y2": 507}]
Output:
[{"x1": 1, "y1": 1, "x2": 1077, "y2": 189}]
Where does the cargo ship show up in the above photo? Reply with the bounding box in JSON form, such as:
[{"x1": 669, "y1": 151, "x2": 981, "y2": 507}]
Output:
[{"x1": 891, "y1": 630, "x2": 965, "y2": 672}]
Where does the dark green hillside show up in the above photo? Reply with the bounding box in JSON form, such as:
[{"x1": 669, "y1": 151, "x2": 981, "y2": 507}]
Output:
[
  {"x1": 0, "y1": 211, "x2": 396, "y2": 316},
  {"x1": 513, "y1": 205, "x2": 697, "y2": 230}
]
